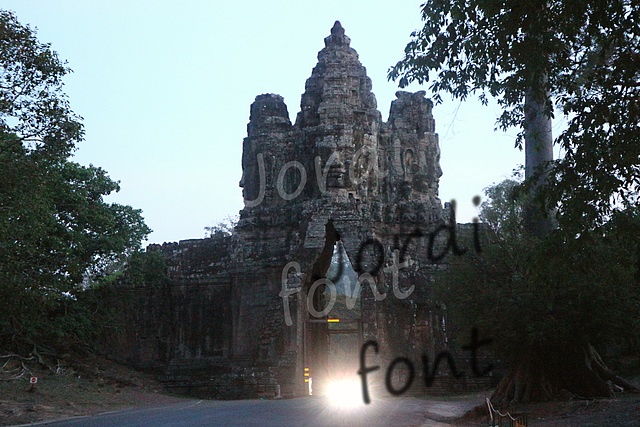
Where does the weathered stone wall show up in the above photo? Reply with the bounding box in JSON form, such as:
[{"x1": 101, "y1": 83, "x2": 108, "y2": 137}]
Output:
[
  {"x1": 106, "y1": 236, "x2": 233, "y2": 367},
  {"x1": 107, "y1": 22, "x2": 490, "y2": 399}
]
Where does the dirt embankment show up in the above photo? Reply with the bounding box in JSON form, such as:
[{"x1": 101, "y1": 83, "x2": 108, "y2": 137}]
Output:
[
  {"x1": 0, "y1": 355, "x2": 185, "y2": 426},
  {"x1": 452, "y1": 383, "x2": 640, "y2": 426}
]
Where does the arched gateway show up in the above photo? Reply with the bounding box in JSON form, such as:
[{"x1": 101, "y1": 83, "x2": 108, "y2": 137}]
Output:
[{"x1": 122, "y1": 22, "x2": 473, "y2": 399}]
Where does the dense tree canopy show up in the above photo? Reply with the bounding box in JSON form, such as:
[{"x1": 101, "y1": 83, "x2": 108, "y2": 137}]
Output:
[
  {"x1": 389, "y1": 0, "x2": 640, "y2": 234},
  {"x1": 0, "y1": 10, "x2": 150, "y2": 352}
]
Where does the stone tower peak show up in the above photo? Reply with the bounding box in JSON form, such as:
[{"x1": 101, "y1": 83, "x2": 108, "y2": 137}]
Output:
[
  {"x1": 324, "y1": 20, "x2": 350, "y2": 47},
  {"x1": 296, "y1": 21, "x2": 378, "y2": 128}
]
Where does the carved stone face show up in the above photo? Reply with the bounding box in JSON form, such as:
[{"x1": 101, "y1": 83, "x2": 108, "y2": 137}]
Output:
[{"x1": 403, "y1": 149, "x2": 416, "y2": 177}]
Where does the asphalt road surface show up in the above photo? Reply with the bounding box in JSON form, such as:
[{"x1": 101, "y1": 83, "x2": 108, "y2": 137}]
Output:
[{"x1": 27, "y1": 396, "x2": 474, "y2": 427}]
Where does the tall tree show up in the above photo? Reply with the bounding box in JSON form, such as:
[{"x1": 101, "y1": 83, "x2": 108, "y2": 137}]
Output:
[
  {"x1": 389, "y1": 0, "x2": 639, "y2": 234},
  {"x1": 0, "y1": 10, "x2": 151, "y2": 353},
  {"x1": 389, "y1": 1, "x2": 640, "y2": 405}
]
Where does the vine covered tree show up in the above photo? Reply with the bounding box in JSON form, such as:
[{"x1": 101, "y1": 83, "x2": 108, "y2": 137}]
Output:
[
  {"x1": 0, "y1": 10, "x2": 151, "y2": 354},
  {"x1": 390, "y1": 1, "x2": 640, "y2": 405}
]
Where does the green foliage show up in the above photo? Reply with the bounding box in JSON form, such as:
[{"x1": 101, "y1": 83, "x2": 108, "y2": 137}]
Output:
[
  {"x1": 389, "y1": 1, "x2": 563, "y2": 134},
  {"x1": 0, "y1": 10, "x2": 151, "y2": 353},
  {"x1": 117, "y1": 250, "x2": 168, "y2": 289},
  {"x1": 547, "y1": 2, "x2": 640, "y2": 233},
  {"x1": 0, "y1": 10, "x2": 82, "y2": 158},
  {"x1": 389, "y1": 0, "x2": 640, "y2": 234},
  {"x1": 479, "y1": 175, "x2": 526, "y2": 241},
  {"x1": 0, "y1": 133, "x2": 151, "y2": 348},
  {"x1": 436, "y1": 180, "x2": 640, "y2": 360},
  {"x1": 204, "y1": 214, "x2": 238, "y2": 238}
]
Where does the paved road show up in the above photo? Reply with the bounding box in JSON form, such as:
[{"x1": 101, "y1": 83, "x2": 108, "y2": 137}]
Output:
[{"x1": 27, "y1": 396, "x2": 482, "y2": 427}]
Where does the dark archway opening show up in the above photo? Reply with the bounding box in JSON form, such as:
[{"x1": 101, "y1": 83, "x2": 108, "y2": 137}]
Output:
[{"x1": 304, "y1": 220, "x2": 362, "y2": 397}]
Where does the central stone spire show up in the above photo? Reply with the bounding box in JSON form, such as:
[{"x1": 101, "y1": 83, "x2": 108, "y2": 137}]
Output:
[
  {"x1": 295, "y1": 21, "x2": 380, "y2": 129},
  {"x1": 324, "y1": 20, "x2": 349, "y2": 47}
]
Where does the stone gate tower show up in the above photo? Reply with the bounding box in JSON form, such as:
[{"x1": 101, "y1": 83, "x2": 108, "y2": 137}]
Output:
[
  {"x1": 233, "y1": 19, "x2": 445, "y2": 394},
  {"x1": 123, "y1": 21, "x2": 462, "y2": 399}
]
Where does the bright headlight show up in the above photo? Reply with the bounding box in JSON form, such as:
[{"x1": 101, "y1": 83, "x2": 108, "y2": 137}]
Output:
[{"x1": 325, "y1": 378, "x2": 364, "y2": 408}]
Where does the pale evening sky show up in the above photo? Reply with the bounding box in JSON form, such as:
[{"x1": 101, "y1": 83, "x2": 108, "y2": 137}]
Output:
[{"x1": 2, "y1": 0, "x2": 563, "y2": 245}]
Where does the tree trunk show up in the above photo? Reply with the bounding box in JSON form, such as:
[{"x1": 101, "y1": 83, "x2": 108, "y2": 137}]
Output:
[
  {"x1": 491, "y1": 342, "x2": 638, "y2": 408},
  {"x1": 523, "y1": 83, "x2": 554, "y2": 238}
]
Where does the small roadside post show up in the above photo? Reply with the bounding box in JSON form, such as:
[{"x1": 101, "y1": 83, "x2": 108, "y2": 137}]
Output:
[{"x1": 29, "y1": 376, "x2": 38, "y2": 392}]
